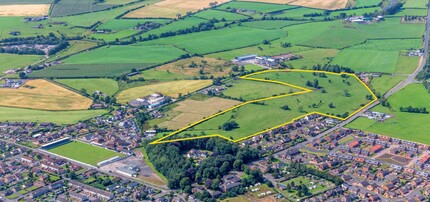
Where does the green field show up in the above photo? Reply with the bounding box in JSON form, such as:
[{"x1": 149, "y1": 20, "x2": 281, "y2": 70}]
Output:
[
  {"x1": 50, "y1": 0, "x2": 120, "y2": 17},
  {"x1": 353, "y1": 0, "x2": 381, "y2": 7},
  {"x1": 279, "y1": 176, "x2": 333, "y2": 200},
  {"x1": 222, "y1": 79, "x2": 297, "y2": 101},
  {"x1": 0, "y1": 106, "x2": 108, "y2": 124},
  {"x1": 97, "y1": 18, "x2": 171, "y2": 31},
  {"x1": 193, "y1": 9, "x2": 249, "y2": 21},
  {"x1": 270, "y1": 7, "x2": 324, "y2": 19},
  {"x1": 161, "y1": 70, "x2": 373, "y2": 141},
  {"x1": 396, "y1": 55, "x2": 420, "y2": 74},
  {"x1": 48, "y1": 141, "x2": 125, "y2": 166},
  {"x1": 347, "y1": 84, "x2": 430, "y2": 144},
  {"x1": 55, "y1": 78, "x2": 119, "y2": 95},
  {"x1": 47, "y1": 40, "x2": 99, "y2": 62},
  {"x1": 140, "y1": 17, "x2": 208, "y2": 38},
  {"x1": 218, "y1": 1, "x2": 297, "y2": 13},
  {"x1": 29, "y1": 45, "x2": 187, "y2": 77},
  {"x1": 352, "y1": 18, "x2": 425, "y2": 39},
  {"x1": 0, "y1": 54, "x2": 42, "y2": 75},
  {"x1": 370, "y1": 75, "x2": 407, "y2": 94},
  {"x1": 242, "y1": 20, "x2": 307, "y2": 30},
  {"x1": 395, "y1": 8, "x2": 428, "y2": 16},
  {"x1": 332, "y1": 49, "x2": 399, "y2": 73},
  {"x1": 404, "y1": 0, "x2": 428, "y2": 8},
  {"x1": 140, "y1": 26, "x2": 285, "y2": 54}
]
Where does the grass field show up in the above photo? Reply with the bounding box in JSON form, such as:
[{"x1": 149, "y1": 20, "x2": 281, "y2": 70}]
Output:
[
  {"x1": 218, "y1": 1, "x2": 297, "y2": 13},
  {"x1": 352, "y1": 18, "x2": 425, "y2": 39},
  {"x1": 97, "y1": 18, "x2": 171, "y2": 31},
  {"x1": 124, "y1": 0, "x2": 230, "y2": 18},
  {"x1": 370, "y1": 75, "x2": 407, "y2": 94},
  {"x1": 0, "y1": 54, "x2": 42, "y2": 75},
  {"x1": 0, "y1": 79, "x2": 92, "y2": 110},
  {"x1": 352, "y1": 0, "x2": 381, "y2": 7},
  {"x1": 140, "y1": 26, "x2": 285, "y2": 54},
  {"x1": 395, "y1": 55, "x2": 420, "y2": 74},
  {"x1": 285, "y1": 48, "x2": 339, "y2": 69},
  {"x1": 269, "y1": 7, "x2": 324, "y2": 19},
  {"x1": 242, "y1": 20, "x2": 307, "y2": 30},
  {"x1": 193, "y1": 9, "x2": 249, "y2": 21},
  {"x1": 140, "y1": 16, "x2": 208, "y2": 38},
  {"x1": 116, "y1": 80, "x2": 212, "y2": 104},
  {"x1": 0, "y1": 4, "x2": 50, "y2": 16},
  {"x1": 0, "y1": 106, "x2": 107, "y2": 124},
  {"x1": 279, "y1": 176, "x2": 334, "y2": 200},
  {"x1": 158, "y1": 97, "x2": 242, "y2": 130},
  {"x1": 48, "y1": 141, "x2": 125, "y2": 166},
  {"x1": 47, "y1": 40, "x2": 99, "y2": 62},
  {"x1": 349, "y1": 39, "x2": 422, "y2": 51},
  {"x1": 404, "y1": 0, "x2": 428, "y2": 8},
  {"x1": 55, "y1": 78, "x2": 119, "y2": 96},
  {"x1": 160, "y1": 70, "x2": 373, "y2": 142},
  {"x1": 331, "y1": 49, "x2": 399, "y2": 73},
  {"x1": 347, "y1": 84, "x2": 430, "y2": 144},
  {"x1": 133, "y1": 57, "x2": 233, "y2": 81},
  {"x1": 222, "y1": 79, "x2": 297, "y2": 101},
  {"x1": 63, "y1": 45, "x2": 186, "y2": 65}
]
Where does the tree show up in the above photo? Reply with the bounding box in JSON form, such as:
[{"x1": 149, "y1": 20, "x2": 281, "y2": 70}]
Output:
[
  {"x1": 233, "y1": 159, "x2": 243, "y2": 170},
  {"x1": 80, "y1": 88, "x2": 89, "y2": 96},
  {"x1": 19, "y1": 72, "x2": 26, "y2": 79},
  {"x1": 220, "y1": 121, "x2": 239, "y2": 131},
  {"x1": 220, "y1": 162, "x2": 230, "y2": 175},
  {"x1": 329, "y1": 102, "x2": 335, "y2": 108},
  {"x1": 281, "y1": 105, "x2": 290, "y2": 110}
]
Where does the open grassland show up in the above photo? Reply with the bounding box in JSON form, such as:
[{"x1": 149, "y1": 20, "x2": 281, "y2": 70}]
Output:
[
  {"x1": 140, "y1": 26, "x2": 285, "y2": 54},
  {"x1": 222, "y1": 79, "x2": 298, "y2": 101},
  {"x1": 396, "y1": 55, "x2": 420, "y2": 74},
  {"x1": 161, "y1": 70, "x2": 372, "y2": 142},
  {"x1": 0, "y1": 54, "x2": 41, "y2": 75},
  {"x1": 50, "y1": 0, "x2": 117, "y2": 17},
  {"x1": 404, "y1": 0, "x2": 428, "y2": 8},
  {"x1": 242, "y1": 20, "x2": 307, "y2": 30},
  {"x1": 64, "y1": 45, "x2": 186, "y2": 64},
  {"x1": 218, "y1": 1, "x2": 297, "y2": 13},
  {"x1": 269, "y1": 7, "x2": 324, "y2": 19},
  {"x1": 349, "y1": 39, "x2": 422, "y2": 51},
  {"x1": 158, "y1": 97, "x2": 242, "y2": 130},
  {"x1": 352, "y1": 18, "x2": 425, "y2": 39},
  {"x1": 0, "y1": 106, "x2": 107, "y2": 124},
  {"x1": 193, "y1": 9, "x2": 249, "y2": 21},
  {"x1": 55, "y1": 78, "x2": 119, "y2": 96},
  {"x1": 331, "y1": 49, "x2": 399, "y2": 73},
  {"x1": 347, "y1": 84, "x2": 430, "y2": 145},
  {"x1": 125, "y1": 0, "x2": 230, "y2": 18},
  {"x1": 0, "y1": 80, "x2": 93, "y2": 110},
  {"x1": 47, "y1": 40, "x2": 98, "y2": 62},
  {"x1": 116, "y1": 80, "x2": 212, "y2": 103},
  {"x1": 285, "y1": 48, "x2": 339, "y2": 69},
  {"x1": 89, "y1": 30, "x2": 139, "y2": 41},
  {"x1": 395, "y1": 8, "x2": 428, "y2": 16},
  {"x1": 370, "y1": 75, "x2": 407, "y2": 94},
  {"x1": 352, "y1": 0, "x2": 381, "y2": 7},
  {"x1": 0, "y1": 4, "x2": 50, "y2": 16},
  {"x1": 48, "y1": 141, "x2": 125, "y2": 166},
  {"x1": 134, "y1": 57, "x2": 233, "y2": 81}
]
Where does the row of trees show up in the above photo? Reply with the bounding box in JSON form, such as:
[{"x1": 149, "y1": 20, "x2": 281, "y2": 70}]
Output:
[{"x1": 399, "y1": 106, "x2": 428, "y2": 114}]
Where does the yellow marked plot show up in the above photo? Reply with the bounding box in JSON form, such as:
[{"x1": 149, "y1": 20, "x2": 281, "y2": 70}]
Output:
[{"x1": 151, "y1": 69, "x2": 377, "y2": 144}]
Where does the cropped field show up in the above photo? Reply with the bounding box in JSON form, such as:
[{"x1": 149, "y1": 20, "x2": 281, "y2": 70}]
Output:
[
  {"x1": 0, "y1": 0, "x2": 53, "y2": 4},
  {"x1": 116, "y1": 80, "x2": 212, "y2": 104},
  {"x1": 160, "y1": 70, "x2": 373, "y2": 142},
  {"x1": 140, "y1": 26, "x2": 285, "y2": 54},
  {"x1": 0, "y1": 106, "x2": 107, "y2": 124},
  {"x1": 0, "y1": 79, "x2": 93, "y2": 110},
  {"x1": 134, "y1": 57, "x2": 233, "y2": 81},
  {"x1": 124, "y1": 0, "x2": 230, "y2": 18},
  {"x1": 48, "y1": 141, "x2": 125, "y2": 166},
  {"x1": 347, "y1": 84, "x2": 430, "y2": 145},
  {"x1": 0, "y1": 54, "x2": 42, "y2": 75},
  {"x1": 55, "y1": 78, "x2": 119, "y2": 96},
  {"x1": 332, "y1": 49, "x2": 399, "y2": 73},
  {"x1": 50, "y1": 0, "x2": 116, "y2": 17},
  {"x1": 0, "y1": 4, "x2": 50, "y2": 16},
  {"x1": 158, "y1": 97, "x2": 242, "y2": 130}
]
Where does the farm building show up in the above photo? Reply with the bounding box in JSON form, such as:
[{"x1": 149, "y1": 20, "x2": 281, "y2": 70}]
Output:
[
  {"x1": 236, "y1": 54, "x2": 257, "y2": 61},
  {"x1": 129, "y1": 93, "x2": 170, "y2": 109}
]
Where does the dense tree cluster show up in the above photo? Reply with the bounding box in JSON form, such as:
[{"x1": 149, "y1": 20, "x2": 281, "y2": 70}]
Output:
[
  {"x1": 220, "y1": 121, "x2": 239, "y2": 131},
  {"x1": 144, "y1": 138, "x2": 261, "y2": 194},
  {"x1": 311, "y1": 64, "x2": 354, "y2": 73}
]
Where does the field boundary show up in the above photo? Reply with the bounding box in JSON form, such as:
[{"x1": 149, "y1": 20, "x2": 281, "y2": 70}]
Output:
[{"x1": 150, "y1": 69, "x2": 378, "y2": 144}]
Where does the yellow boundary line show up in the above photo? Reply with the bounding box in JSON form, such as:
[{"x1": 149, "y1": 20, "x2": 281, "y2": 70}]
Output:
[{"x1": 150, "y1": 69, "x2": 378, "y2": 144}]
